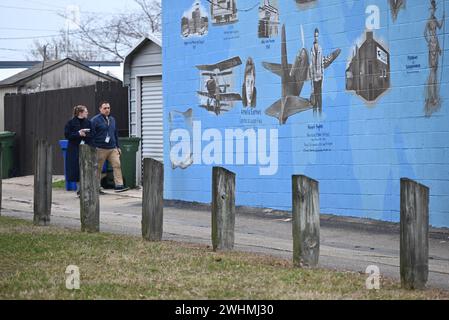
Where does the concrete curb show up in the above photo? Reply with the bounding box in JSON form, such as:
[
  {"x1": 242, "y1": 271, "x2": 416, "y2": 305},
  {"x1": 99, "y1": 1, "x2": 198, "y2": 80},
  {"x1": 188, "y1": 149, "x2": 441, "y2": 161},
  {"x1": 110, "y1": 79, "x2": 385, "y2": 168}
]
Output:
[{"x1": 163, "y1": 199, "x2": 449, "y2": 240}]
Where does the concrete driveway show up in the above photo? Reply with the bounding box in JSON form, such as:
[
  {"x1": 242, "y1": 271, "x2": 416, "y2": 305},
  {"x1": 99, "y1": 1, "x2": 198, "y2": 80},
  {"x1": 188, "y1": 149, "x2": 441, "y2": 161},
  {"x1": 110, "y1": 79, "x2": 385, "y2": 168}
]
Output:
[{"x1": 1, "y1": 176, "x2": 448, "y2": 291}]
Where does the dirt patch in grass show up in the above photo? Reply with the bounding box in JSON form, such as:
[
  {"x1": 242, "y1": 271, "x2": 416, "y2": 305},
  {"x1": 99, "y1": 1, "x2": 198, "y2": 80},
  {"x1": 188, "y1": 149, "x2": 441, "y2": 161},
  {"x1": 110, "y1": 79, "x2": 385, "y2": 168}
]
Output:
[{"x1": 0, "y1": 216, "x2": 448, "y2": 300}]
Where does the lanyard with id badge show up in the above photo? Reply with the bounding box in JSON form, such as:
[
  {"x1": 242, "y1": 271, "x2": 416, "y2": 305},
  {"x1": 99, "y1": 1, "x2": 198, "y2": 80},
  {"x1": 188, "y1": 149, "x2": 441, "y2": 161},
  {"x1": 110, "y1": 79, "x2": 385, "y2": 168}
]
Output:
[{"x1": 104, "y1": 116, "x2": 111, "y2": 144}]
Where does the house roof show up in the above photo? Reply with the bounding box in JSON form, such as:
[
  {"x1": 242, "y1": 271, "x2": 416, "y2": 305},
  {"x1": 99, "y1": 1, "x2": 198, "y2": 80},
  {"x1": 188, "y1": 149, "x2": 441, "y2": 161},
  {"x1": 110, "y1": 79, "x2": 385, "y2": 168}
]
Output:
[
  {"x1": 0, "y1": 60, "x2": 121, "y2": 69},
  {"x1": 123, "y1": 35, "x2": 162, "y2": 66},
  {"x1": 0, "y1": 58, "x2": 120, "y2": 88}
]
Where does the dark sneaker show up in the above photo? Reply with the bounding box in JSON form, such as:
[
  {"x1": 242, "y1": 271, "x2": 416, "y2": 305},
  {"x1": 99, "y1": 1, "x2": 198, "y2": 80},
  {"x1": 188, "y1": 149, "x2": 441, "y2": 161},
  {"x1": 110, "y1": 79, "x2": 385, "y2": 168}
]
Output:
[
  {"x1": 99, "y1": 187, "x2": 106, "y2": 195},
  {"x1": 114, "y1": 185, "x2": 129, "y2": 193}
]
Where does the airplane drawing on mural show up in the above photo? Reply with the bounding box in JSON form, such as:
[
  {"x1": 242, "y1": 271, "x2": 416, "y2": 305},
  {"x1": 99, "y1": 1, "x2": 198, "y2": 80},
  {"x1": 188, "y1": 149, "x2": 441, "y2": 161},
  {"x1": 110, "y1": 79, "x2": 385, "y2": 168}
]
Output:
[
  {"x1": 262, "y1": 24, "x2": 341, "y2": 124},
  {"x1": 196, "y1": 57, "x2": 243, "y2": 115}
]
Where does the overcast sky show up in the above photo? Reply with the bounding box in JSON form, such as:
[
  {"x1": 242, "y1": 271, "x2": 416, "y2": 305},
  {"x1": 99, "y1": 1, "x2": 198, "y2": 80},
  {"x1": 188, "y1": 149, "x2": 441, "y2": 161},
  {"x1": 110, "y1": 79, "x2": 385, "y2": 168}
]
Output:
[{"x1": 0, "y1": 0, "x2": 143, "y2": 61}]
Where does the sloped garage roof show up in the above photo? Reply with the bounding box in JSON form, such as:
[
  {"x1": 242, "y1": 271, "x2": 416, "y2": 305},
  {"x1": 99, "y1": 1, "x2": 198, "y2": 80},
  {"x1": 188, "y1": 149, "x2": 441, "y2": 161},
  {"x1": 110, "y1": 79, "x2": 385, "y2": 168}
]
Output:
[{"x1": 0, "y1": 58, "x2": 119, "y2": 88}]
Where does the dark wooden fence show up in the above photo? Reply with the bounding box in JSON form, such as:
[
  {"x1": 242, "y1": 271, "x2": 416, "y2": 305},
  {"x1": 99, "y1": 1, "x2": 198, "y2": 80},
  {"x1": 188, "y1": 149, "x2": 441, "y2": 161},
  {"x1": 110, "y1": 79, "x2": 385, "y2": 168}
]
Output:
[{"x1": 4, "y1": 81, "x2": 129, "y2": 176}]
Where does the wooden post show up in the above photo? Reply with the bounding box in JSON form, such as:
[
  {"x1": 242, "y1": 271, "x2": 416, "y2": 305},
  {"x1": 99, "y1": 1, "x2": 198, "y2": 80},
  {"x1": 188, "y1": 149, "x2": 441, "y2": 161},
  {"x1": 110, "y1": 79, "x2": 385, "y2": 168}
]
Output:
[
  {"x1": 142, "y1": 158, "x2": 164, "y2": 241},
  {"x1": 79, "y1": 144, "x2": 100, "y2": 233},
  {"x1": 211, "y1": 167, "x2": 235, "y2": 251},
  {"x1": 400, "y1": 178, "x2": 429, "y2": 290},
  {"x1": 33, "y1": 140, "x2": 52, "y2": 226},
  {"x1": 292, "y1": 175, "x2": 320, "y2": 267}
]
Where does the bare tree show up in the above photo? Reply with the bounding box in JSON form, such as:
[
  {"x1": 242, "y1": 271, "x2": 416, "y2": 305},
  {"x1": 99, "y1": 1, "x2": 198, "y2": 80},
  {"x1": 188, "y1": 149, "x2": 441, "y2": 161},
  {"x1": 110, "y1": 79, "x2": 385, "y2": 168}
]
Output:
[
  {"x1": 67, "y1": 0, "x2": 161, "y2": 60},
  {"x1": 29, "y1": 32, "x2": 104, "y2": 61},
  {"x1": 28, "y1": 0, "x2": 161, "y2": 61},
  {"x1": 134, "y1": 0, "x2": 162, "y2": 34}
]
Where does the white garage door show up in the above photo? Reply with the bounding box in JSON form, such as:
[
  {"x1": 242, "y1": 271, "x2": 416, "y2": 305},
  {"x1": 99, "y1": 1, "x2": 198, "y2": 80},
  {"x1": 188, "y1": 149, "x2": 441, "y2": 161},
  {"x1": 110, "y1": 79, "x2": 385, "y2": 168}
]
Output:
[{"x1": 141, "y1": 76, "x2": 163, "y2": 162}]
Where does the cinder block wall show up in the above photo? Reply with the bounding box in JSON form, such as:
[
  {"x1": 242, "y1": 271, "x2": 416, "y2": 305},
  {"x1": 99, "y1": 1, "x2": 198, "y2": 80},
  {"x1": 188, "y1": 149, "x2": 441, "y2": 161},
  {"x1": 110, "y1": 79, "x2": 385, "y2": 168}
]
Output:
[{"x1": 162, "y1": 0, "x2": 449, "y2": 227}]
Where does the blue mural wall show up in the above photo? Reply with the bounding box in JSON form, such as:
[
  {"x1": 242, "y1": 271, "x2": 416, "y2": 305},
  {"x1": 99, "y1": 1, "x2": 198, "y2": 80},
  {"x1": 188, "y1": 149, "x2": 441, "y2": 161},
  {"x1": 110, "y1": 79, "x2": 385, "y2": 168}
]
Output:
[{"x1": 163, "y1": 0, "x2": 449, "y2": 227}]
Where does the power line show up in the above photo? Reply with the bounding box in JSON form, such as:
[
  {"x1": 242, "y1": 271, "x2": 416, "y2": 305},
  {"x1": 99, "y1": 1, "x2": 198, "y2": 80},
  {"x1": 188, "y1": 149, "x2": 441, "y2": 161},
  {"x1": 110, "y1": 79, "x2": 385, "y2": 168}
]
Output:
[
  {"x1": 0, "y1": 34, "x2": 61, "y2": 40},
  {"x1": 0, "y1": 48, "x2": 24, "y2": 52},
  {"x1": 0, "y1": 4, "x2": 117, "y2": 15},
  {"x1": 0, "y1": 4, "x2": 62, "y2": 13},
  {"x1": 0, "y1": 17, "x2": 151, "y2": 41},
  {"x1": 0, "y1": 25, "x2": 113, "y2": 40},
  {"x1": 0, "y1": 47, "x2": 117, "y2": 53},
  {"x1": 24, "y1": 0, "x2": 67, "y2": 10},
  {"x1": 0, "y1": 27, "x2": 60, "y2": 32}
]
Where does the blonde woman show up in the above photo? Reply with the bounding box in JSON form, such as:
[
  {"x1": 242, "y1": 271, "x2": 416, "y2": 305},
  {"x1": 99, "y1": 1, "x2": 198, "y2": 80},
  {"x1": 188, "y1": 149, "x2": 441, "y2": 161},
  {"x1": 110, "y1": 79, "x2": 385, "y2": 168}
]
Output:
[{"x1": 64, "y1": 105, "x2": 92, "y2": 194}]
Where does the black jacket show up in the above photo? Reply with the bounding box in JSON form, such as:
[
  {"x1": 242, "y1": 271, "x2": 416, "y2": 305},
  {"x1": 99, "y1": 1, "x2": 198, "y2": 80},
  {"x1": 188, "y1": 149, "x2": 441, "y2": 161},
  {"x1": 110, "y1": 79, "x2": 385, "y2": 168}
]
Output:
[{"x1": 64, "y1": 117, "x2": 92, "y2": 182}]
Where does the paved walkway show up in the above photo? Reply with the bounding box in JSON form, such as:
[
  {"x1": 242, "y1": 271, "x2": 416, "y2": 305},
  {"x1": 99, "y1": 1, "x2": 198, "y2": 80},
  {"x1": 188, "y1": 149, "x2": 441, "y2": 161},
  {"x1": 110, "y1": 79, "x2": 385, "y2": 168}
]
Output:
[{"x1": 1, "y1": 176, "x2": 449, "y2": 290}]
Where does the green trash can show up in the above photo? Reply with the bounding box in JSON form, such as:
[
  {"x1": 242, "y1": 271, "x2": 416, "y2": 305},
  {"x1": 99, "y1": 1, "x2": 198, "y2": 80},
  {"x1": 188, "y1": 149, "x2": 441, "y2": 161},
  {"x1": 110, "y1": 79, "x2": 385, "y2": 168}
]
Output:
[
  {"x1": 0, "y1": 131, "x2": 16, "y2": 179},
  {"x1": 118, "y1": 137, "x2": 141, "y2": 188}
]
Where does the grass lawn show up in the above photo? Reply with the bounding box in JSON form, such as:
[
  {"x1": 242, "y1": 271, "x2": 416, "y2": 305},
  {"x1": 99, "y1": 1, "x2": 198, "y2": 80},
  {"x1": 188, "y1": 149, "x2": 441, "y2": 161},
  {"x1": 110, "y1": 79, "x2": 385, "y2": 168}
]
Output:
[
  {"x1": 52, "y1": 180, "x2": 66, "y2": 189},
  {"x1": 0, "y1": 216, "x2": 448, "y2": 300}
]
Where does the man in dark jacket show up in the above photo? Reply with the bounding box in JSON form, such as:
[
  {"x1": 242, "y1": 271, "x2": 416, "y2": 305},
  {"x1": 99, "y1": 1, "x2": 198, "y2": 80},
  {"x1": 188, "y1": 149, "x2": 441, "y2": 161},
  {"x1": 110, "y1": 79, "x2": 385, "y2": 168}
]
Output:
[{"x1": 91, "y1": 101, "x2": 128, "y2": 192}]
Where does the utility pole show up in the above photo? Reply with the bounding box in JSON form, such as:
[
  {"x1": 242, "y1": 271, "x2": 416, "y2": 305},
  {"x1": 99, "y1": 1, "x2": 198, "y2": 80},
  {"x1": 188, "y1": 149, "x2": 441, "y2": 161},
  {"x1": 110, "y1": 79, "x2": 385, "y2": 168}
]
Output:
[
  {"x1": 65, "y1": 5, "x2": 80, "y2": 59},
  {"x1": 43, "y1": 44, "x2": 47, "y2": 61},
  {"x1": 66, "y1": 25, "x2": 69, "y2": 58},
  {"x1": 39, "y1": 44, "x2": 48, "y2": 92}
]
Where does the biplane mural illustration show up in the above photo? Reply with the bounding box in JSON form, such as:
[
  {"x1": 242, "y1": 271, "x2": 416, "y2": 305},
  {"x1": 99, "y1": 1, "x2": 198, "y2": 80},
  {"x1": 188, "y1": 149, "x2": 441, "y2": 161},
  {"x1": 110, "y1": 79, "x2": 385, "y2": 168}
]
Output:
[
  {"x1": 196, "y1": 57, "x2": 243, "y2": 115},
  {"x1": 262, "y1": 24, "x2": 340, "y2": 124}
]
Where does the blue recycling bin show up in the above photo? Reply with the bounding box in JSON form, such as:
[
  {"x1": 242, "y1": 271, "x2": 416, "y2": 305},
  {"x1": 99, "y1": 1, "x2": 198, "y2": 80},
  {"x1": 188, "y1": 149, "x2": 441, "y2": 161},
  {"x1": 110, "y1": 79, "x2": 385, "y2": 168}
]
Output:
[{"x1": 59, "y1": 140, "x2": 77, "y2": 191}]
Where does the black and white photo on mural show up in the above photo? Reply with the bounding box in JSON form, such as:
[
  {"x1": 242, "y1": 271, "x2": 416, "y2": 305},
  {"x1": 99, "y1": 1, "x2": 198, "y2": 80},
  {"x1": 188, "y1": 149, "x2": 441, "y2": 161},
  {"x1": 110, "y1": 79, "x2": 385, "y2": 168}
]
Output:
[
  {"x1": 345, "y1": 30, "x2": 391, "y2": 103},
  {"x1": 310, "y1": 27, "x2": 341, "y2": 117},
  {"x1": 209, "y1": 0, "x2": 238, "y2": 25},
  {"x1": 181, "y1": 1, "x2": 209, "y2": 38},
  {"x1": 242, "y1": 57, "x2": 257, "y2": 108},
  {"x1": 258, "y1": 0, "x2": 280, "y2": 38},
  {"x1": 196, "y1": 57, "x2": 243, "y2": 115},
  {"x1": 262, "y1": 24, "x2": 340, "y2": 125}
]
